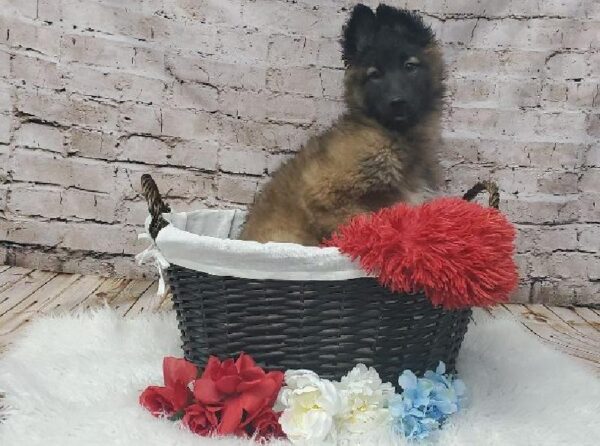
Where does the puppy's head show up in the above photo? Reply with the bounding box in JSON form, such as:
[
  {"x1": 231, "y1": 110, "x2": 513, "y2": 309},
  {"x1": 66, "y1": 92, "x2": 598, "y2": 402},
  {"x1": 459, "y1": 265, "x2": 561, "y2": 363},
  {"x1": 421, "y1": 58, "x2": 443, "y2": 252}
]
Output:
[{"x1": 342, "y1": 4, "x2": 445, "y2": 130}]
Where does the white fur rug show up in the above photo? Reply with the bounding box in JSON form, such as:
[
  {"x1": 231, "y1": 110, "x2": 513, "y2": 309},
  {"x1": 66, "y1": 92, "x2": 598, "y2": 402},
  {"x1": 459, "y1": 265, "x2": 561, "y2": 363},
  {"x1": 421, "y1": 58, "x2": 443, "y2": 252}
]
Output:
[{"x1": 1, "y1": 309, "x2": 599, "y2": 446}]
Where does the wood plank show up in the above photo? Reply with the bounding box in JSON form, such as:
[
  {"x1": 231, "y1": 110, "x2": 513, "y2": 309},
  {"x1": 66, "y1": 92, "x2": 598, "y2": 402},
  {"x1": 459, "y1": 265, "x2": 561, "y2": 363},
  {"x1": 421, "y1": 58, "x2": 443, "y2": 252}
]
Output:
[
  {"x1": 126, "y1": 281, "x2": 163, "y2": 316},
  {"x1": 0, "y1": 270, "x2": 57, "y2": 317},
  {"x1": 159, "y1": 291, "x2": 173, "y2": 311},
  {"x1": 0, "y1": 265, "x2": 10, "y2": 273},
  {"x1": 546, "y1": 306, "x2": 600, "y2": 342},
  {"x1": 572, "y1": 307, "x2": 600, "y2": 333},
  {"x1": 503, "y1": 304, "x2": 600, "y2": 365},
  {"x1": 40, "y1": 275, "x2": 106, "y2": 314},
  {"x1": 110, "y1": 279, "x2": 154, "y2": 316},
  {"x1": 0, "y1": 273, "x2": 82, "y2": 337},
  {"x1": 0, "y1": 267, "x2": 33, "y2": 294},
  {"x1": 80, "y1": 278, "x2": 131, "y2": 310},
  {"x1": 491, "y1": 304, "x2": 516, "y2": 319},
  {"x1": 525, "y1": 304, "x2": 600, "y2": 349}
]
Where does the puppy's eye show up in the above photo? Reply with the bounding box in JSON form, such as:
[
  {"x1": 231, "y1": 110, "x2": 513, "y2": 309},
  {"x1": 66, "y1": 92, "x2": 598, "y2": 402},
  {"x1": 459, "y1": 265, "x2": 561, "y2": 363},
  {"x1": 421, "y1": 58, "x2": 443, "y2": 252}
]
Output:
[
  {"x1": 366, "y1": 67, "x2": 382, "y2": 80},
  {"x1": 404, "y1": 57, "x2": 421, "y2": 72}
]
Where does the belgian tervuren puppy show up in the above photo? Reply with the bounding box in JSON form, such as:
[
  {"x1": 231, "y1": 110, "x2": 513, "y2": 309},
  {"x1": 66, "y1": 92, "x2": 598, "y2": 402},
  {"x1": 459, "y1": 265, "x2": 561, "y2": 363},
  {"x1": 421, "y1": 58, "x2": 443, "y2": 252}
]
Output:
[{"x1": 240, "y1": 4, "x2": 446, "y2": 245}]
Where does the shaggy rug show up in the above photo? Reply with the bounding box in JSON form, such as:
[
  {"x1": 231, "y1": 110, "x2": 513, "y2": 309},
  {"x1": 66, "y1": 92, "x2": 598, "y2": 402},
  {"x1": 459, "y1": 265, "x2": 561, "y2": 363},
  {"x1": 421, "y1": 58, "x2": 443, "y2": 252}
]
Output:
[{"x1": 1, "y1": 309, "x2": 599, "y2": 446}]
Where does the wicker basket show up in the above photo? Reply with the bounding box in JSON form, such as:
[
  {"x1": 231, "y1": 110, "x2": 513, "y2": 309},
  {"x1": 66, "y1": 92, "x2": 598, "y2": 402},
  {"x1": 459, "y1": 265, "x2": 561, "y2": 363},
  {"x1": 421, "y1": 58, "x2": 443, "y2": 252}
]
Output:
[{"x1": 142, "y1": 174, "x2": 499, "y2": 385}]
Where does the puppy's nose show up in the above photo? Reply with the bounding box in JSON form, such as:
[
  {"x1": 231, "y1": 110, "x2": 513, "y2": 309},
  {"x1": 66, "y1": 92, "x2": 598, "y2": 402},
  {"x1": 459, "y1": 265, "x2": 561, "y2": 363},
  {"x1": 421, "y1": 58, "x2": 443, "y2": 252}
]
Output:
[{"x1": 390, "y1": 97, "x2": 408, "y2": 115}]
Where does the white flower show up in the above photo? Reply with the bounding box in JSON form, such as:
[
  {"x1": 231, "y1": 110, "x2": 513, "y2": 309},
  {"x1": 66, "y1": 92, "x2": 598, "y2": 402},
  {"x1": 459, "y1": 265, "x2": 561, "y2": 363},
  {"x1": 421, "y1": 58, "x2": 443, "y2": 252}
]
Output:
[
  {"x1": 275, "y1": 369, "x2": 341, "y2": 445},
  {"x1": 334, "y1": 364, "x2": 395, "y2": 435}
]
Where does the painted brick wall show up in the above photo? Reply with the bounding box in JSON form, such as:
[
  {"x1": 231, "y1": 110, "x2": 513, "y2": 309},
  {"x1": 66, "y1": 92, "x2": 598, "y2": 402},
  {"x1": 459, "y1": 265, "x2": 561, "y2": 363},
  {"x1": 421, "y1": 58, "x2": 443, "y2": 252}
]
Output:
[{"x1": 0, "y1": 0, "x2": 598, "y2": 304}]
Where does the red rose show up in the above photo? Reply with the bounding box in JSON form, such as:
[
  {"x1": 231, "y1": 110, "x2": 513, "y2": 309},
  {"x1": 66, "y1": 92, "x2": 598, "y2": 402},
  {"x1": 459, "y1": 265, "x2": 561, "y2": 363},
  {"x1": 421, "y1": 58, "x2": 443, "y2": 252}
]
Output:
[
  {"x1": 140, "y1": 357, "x2": 198, "y2": 417},
  {"x1": 182, "y1": 403, "x2": 220, "y2": 436},
  {"x1": 193, "y1": 353, "x2": 284, "y2": 435},
  {"x1": 249, "y1": 409, "x2": 285, "y2": 440},
  {"x1": 162, "y1": 356, "x2": 198, "y2": 388},
  {"x1": 140, "y1": 385, "x2": 190, "y2": 417}
]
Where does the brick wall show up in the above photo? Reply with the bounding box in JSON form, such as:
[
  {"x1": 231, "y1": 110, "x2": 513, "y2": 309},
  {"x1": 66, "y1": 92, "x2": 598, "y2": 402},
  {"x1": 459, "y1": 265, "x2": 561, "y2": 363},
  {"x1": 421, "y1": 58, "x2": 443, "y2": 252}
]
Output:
[{"x1": 0, "y1": 0, "x2": 598, "y2": 304}]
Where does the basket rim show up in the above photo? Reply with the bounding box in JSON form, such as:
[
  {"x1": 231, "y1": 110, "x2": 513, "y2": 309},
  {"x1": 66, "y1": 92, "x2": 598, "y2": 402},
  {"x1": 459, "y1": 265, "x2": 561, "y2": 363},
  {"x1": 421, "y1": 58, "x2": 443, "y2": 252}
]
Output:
[{"x1": 146, "y1": 210, "x2": 368, "y2": 281}]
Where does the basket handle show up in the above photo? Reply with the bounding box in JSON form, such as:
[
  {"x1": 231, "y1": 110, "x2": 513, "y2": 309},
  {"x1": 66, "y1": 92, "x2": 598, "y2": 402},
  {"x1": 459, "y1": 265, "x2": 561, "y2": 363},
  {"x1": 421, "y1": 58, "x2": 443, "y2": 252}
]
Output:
[
  {"x1": 141, "y1": 174, "x2": 171, "y2": 239},
  {"x1": 462, "y1": 180, "x2": 500, "y2": 209}
]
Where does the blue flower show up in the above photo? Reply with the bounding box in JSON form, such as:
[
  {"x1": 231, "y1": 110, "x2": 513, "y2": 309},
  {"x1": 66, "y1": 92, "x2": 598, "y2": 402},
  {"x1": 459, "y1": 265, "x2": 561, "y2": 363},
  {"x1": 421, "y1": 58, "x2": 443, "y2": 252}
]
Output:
[
  {"x1": 398, "y1": 370, "x2": 434, "y2": 408},
  {"x1": 389, "y1": 362, "x2": 466, "y2": 440}
]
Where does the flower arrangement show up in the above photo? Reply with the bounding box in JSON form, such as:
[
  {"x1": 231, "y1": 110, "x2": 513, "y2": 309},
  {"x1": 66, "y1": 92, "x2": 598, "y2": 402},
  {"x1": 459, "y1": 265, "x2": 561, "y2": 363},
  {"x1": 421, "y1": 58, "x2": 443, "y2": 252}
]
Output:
[
  {"x1": 390, "y1": 362, "x2": 466, "y2": 440},
  {"x1": 140, "y1": 354, "x2": 465, "y2": 443},
  {"x1": 140, "y1": 354, "x2": 284, "y2": 439}
]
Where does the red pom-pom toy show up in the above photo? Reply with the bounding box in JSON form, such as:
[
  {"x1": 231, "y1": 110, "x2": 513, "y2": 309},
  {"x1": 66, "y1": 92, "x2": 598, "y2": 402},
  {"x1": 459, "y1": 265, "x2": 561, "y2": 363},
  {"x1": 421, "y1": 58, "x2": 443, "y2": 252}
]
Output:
[{"x1": 324, "y1": 195, "x2": 518, "y2": 309}]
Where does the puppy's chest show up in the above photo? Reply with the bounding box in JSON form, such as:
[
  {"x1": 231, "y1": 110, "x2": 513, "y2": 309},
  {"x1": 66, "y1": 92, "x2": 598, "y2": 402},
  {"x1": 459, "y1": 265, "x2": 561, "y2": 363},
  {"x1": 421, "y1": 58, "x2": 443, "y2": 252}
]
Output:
[{"x1": 359, "y1": 144, "x2": 411, "y2": 189}]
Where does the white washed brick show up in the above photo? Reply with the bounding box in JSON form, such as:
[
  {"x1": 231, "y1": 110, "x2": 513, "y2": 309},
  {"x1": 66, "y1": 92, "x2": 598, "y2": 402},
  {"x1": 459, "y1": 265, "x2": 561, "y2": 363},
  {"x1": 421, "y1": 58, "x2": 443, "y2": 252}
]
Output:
[
  {"x1": 586, "y1": 144, "x2": 600, "y2": 167},
  {"x1": 268, "y1": 34, "x2": 320, "y2": 66},
  {"x1": 161, "y1": 107, "x2": 219, "y2": 140},
  {"x1": 17, "y1": 91, "x2": 119, "y2": 130},
  {"x1": 3, "y1": 0, "x2": 38, "y2": 19},
  {"x1": 166, "y1": 54, "x2": 267, "y2": 90},
  {"x1": 64, "y1": 66, "x2": 168, "y2": 104},
  {"x1": 119, "y1": 103, "x2": 163, "y2": 135},
  {"x1": 496, "y1": 79, "x2": 542, "y2": 108},
  {"x1": 0, "y1": 16, "x2": 61, "y2": 56},
  {"x1": 12, "y1": 149, "x2": 117, "y2": 193},
  {"x1": 154, "y1": 21, "x2": 219, "y2": 55},
  {"x1": 69, "y1": 129, "x2": 119, "y2": 159},
  {"x1": 217, "y1": 29, "x2": 269, "y2": 65},
  {"x1": 579, "y1": 193, "x2": 599, "y2": 223},
  {"x1": 266, "y1": 94, "x2": 316, "y2": 124},
  {"x1": 320, "y1": 68, "x2": 344, "y2": 99},
  {"x1": 546, "y1": 53, "x2": 589, "y2": 79},
  {"x1": 170, "y1": 140, "x2": 219, "y2": 171},
  {"x1": 172, "y1": 82, "x2": 219, "y2": 111},
  {"x1": 0, "y1": 115, "x2": 11, "y2": 144},
  {"x1": 502, "y1": 195, "x2": 580, "y2": 225},
  {"x1": 267, "y1": 152, "x2": 293, "y2": 174},
  {"x1": 4, "y1": 219, "x2": 65, "y2": 246},
  {"x1": 317, "y1": 38, "x2": 343, "y2": 68},
  {"x1": 217, "y1": 175, "x2": 258, "y2": 204},
  {"x1": 60, "y1": 189, "x2": 117, "y2": 222},
  {"x1": 15, "y1": 122, "x2": 64, "y2": 152},
  {"x1": 163, "y1": 0, "x2": 243, "y2": 25},
  {"x1": 219, "y1": 147, "x2": 267, "y2": 175},
  {"x1": 11, "y1": 54, "x2": 62, "y2": 90},
  {"x1": 61, "y1": 33, "x2": 164, "y2": 76},
  {"x1": 119, "y1": 135, "x2": 170, "y2": 165},
  {"x1": 0, "y1": 145, "x2": 10, "y2": 180},
  {"x1": 566, "y1": 81, "x2": 600, "y2": 108},
  {"x1": 267, "y1": 67, "x2": 322, "y2": 97},
  {"x1": 0, "y1": 84, "x2": 12, "y2": 113},
  {"x1": 7, "y1": 186, "x2": 62, "y2": 218},
  {"x1": 587, "y1": 113, "x2": 600, "y2": 138},
  {"x1": 0, "y1": 51, "x2": 10, "y2": 78},
  {"x1": 61, "y1": 223, "x2": 140, "y2": 255},
  {"x1": 242, "y1": 1, "x2": 341, "y2": 38},
  {"x1": 449, "y1": 77, "x2": 497, "y2": 106},
  {"x1": 59, "y1": 1, "x2": 154, "y2": 40},
  {"x1": 579, "y1": 169, "x2": 600, "y2": 193}
]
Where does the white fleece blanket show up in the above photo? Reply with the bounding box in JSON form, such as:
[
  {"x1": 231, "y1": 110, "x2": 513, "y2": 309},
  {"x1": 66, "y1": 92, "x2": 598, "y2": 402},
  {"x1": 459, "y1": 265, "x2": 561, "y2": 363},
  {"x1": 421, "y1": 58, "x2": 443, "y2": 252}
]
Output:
[{"x1": 1, "y1": 309, "x2": 599, "y2": 446}]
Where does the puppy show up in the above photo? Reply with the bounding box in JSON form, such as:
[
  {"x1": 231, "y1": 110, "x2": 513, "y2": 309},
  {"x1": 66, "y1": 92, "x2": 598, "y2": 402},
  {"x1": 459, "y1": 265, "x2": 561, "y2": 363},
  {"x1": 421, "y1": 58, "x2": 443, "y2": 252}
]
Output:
[{"x1": 240, "y1": 4, "x2": 446, "y2": 245}]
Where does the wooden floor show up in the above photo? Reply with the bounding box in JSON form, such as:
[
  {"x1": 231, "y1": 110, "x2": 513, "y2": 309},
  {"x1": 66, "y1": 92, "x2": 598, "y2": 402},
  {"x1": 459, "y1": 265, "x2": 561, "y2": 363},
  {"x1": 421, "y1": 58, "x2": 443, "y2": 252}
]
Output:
[{"x1": 1, "y1": 265, "x2": 600, "y2": 372}]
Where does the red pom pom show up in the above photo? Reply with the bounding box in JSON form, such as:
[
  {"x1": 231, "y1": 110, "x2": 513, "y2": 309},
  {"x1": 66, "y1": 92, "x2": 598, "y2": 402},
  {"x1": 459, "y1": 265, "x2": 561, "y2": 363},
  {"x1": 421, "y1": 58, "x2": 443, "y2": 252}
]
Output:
[{"x1": 325, "y1": 197, "x2": 518, "y2": 309}]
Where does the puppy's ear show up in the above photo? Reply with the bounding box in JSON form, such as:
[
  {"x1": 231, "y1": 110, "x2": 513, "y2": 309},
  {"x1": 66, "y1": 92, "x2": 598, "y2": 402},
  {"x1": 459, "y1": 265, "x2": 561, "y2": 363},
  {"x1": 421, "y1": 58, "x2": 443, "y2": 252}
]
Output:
[
  {"x1": 375, "y1": 5, "x2": 434, "y2": 47},
  {"x1": 342, "y1": 4, "x2": 376, "y2": 65}
]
